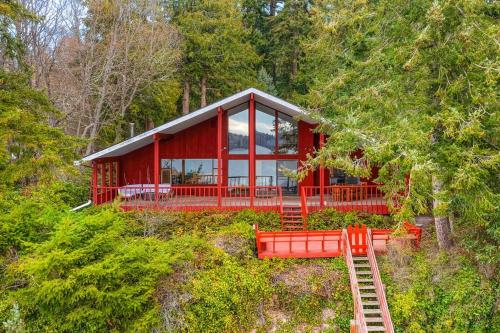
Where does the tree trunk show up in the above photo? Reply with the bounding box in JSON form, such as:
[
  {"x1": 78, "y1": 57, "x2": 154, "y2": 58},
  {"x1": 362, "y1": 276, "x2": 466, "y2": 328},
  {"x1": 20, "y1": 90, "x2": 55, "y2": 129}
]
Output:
[
  {"x1": 182, "y1": 80, "x2": 190, "y2": 115},
  {"x1": 269, "y1": 0, "x2": 277, "y2": 16},
  {"x1": 200, "y1": 76, "x2": 207, "y2": 108},
  {"x1": 432, "y1": 175, "x2": 453, "y2": 250}
]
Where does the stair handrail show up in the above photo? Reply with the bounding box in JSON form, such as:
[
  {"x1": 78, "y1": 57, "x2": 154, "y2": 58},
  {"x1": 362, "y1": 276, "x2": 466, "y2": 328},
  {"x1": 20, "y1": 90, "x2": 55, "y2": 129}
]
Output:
[
  {"x1": 367, "y1": 229, "x2": 394, "y2": 333},
  {"x1": 342, "y1": 229, "x2": 368, "y2": 333},
  {"x1": 300, "y1": 187, "x2": 308, "y2": 229}
]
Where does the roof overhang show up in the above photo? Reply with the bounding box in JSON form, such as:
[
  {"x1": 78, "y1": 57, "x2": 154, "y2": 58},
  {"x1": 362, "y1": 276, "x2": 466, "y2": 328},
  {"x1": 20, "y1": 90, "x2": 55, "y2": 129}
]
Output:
[{"x1": 77, "y1": 88, "x2": 316, "y2": 164}]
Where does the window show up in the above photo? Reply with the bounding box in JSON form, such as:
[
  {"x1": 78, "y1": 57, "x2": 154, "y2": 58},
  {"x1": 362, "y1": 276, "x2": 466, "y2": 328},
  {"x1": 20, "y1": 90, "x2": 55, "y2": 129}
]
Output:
[
  {"x1": 278, "y1": 160, "x2": 298, "y2": 194},
  {"x1": 329, "y1": 169, "x2": 360, "y2": 185},
  {"x1": 278, "y1": 112, "x2": 298, "y2": 154},
  {"x1": 256, "y1": 160, "x2": 276, "y2": 186},
  {"x1": 256, "y1": 159, "x2": 298, "y2": 194},
  {"x1": 228, "y1": 160, "x2": 249, "y2": 186},
  {"x1": 161, "y1": 159, "x2": 217, "y2": 185},
  {"x1": 228, "y1": 105, "x2": 249, "y2": 154},
  {"x1": 255, "y1": 105, "x2": 276, "y2": 154},
  {"x1": 255, "y1": 103, "x2": 298, "y2": 155}
]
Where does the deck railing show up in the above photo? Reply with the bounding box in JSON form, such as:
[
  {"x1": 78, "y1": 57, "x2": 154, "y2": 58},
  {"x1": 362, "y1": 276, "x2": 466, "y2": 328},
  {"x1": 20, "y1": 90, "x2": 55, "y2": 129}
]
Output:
[
  {"x1": 95, "y1": 185, "x2": 282, "y2": 211},
  {"x1": 301, "y1": 185, "x2": 389, "y2": 215}
]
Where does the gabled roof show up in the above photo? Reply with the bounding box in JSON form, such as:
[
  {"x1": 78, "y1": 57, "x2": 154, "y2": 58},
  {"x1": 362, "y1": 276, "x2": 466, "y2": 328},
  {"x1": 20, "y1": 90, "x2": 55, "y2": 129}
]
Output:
[{"x1": 79, "y1": 88, "x2": 315, "y2": 163}]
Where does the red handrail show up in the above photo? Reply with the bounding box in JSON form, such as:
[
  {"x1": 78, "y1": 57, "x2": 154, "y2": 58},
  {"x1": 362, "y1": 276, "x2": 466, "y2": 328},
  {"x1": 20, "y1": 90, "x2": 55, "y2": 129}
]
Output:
[
  {"x1": 367, "y1": 229, "x2": 394, "y2": 333},
  {"x1": 342, "y1": 229, "x2": 368, "y2": 333},
  {"x1": 302, "y1": 185, "x2": 389, "y2": 215},
  {"x1": 95, "y1": 185, "x2": 283, "y2": 212}
]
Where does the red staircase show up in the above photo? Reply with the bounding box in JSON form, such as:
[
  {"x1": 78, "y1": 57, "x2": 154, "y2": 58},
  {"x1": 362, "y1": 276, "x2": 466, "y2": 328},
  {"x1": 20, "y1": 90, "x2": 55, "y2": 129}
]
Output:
[
  {"x1": 344, "y1": 226, "x2": 394, "y2": 333},
  {"x1": 255, "y1": 224, "x2": 400, "y2": 333},
  {"x1": 281, "y1": 205, "x2": 306, "y2": 231}
]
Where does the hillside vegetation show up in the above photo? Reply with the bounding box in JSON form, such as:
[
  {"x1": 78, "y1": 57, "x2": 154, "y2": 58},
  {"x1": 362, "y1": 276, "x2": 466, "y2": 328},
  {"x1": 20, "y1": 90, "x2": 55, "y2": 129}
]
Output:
[
  {"x1": 0, "y1": 1, "x2": 498, "y2": 332},
  {"x1": 0, "y1": 186, "x2": 497, "y2": 332}
]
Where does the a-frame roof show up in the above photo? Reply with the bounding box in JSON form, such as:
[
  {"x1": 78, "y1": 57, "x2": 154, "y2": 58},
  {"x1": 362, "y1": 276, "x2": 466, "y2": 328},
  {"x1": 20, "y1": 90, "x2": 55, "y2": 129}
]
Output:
[{"x1": 79, "y1": 88, "x2": 315, "y2": 163}]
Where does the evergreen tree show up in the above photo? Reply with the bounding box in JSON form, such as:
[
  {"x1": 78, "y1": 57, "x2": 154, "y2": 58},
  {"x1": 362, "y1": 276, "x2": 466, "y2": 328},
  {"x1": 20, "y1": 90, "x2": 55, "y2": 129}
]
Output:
[
  {"x1": 169, "y1": 0, "x2": 260, "y2": 113},
  {"x1": 301, "y1": 0, "x2": 499, "y2": 252}
]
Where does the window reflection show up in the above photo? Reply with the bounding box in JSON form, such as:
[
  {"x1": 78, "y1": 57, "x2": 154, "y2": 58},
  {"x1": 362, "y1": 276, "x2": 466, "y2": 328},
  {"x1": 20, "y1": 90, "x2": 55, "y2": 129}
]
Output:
[
  {"x1": 228, "y1": 160, "x2": 249, "y2": 186},
  {"x1": 255, "y1": 104, "x2": 276, "y2": 154},
  {"x1": 161, "y1": 159, "x2": 217, "y2": 185},
  {"x1": 278, "y1": 112, "x2": 298, "y2": 154},
  {"x1": 278, "y1": 160, "x2": 298, "y2": 194},
  {"x1": 256, "y1": 160, "x2": 276, "y2": 186},
  {"x1": 228, "y1": 104, "x2": 249, "y2": 154}
]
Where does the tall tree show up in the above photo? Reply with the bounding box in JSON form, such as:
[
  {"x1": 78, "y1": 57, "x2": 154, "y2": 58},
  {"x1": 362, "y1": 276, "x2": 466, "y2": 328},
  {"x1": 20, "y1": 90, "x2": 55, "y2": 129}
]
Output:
[
  {"x1": 48, "y1": 0, "x2": 181, "y2": 153},
  {"x1": 301, "y1": 0, "x2": 499, "y2": 251},
  {"x1": 170, "y1": 0, "x2": 260, "y2": 113}
]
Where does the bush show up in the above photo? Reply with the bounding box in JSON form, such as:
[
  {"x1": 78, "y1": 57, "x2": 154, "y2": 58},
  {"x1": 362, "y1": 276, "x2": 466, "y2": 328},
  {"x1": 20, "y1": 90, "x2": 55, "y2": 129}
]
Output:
[
  {"x1": 0, "y1": 207, "x2": 209, "y2": 332},
  {"x1": 382, "y1": 243, "x2": 498, "y2": 332},
  {"x1": 307, "y1": 209, "x2": 394, "y2": 230}
]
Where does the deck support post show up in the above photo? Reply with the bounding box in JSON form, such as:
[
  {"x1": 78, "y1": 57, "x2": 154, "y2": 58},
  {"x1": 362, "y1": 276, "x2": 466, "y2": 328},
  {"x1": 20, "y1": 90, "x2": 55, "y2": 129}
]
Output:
[
  {"x1": 153, "y1": 133, "x2": 160, "y2": 207},
  {"x1": 217, "y1": 106, "x2": 223, "y2": 207},
  {"x1": 92, "y1": 161, "x2": 98, "y2": 205},
  {"x1": 319, "y1": 133, "x2": 325, "y2": 208},
  {"x1": 249, "y1": 93, "x2": 255, "y2": 208}
]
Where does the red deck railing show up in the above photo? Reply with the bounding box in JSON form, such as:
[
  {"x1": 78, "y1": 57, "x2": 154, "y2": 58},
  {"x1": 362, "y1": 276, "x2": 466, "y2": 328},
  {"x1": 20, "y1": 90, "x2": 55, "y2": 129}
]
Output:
[
  {"x1": 255, "y1": 223, "x2": 421, "y2": 259},
  {"x1": 95, "y1": 185, "x2": 283, "y2": 212},
  {"x1": 301, "y1": 185, "x2": 389, "y2": 215},
  {"x1": 255, "y1": 224, "x2": 342, "y2": 259}
]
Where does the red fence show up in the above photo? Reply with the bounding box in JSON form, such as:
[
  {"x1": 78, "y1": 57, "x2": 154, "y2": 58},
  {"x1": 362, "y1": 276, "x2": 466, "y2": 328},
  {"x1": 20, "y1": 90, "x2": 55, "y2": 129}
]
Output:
[
  {"x1": 255, "y1": 223, "x2": 421, "y2": 259},
  {"x1": 255, "y1": 225, "x2": 342, "y2": 259},
  {"x1": 301, "y1": 185, "x2": 389, "y2": 215},
  {"x1": 95, "y1": 185, "x2": 283, "y2": 212}
]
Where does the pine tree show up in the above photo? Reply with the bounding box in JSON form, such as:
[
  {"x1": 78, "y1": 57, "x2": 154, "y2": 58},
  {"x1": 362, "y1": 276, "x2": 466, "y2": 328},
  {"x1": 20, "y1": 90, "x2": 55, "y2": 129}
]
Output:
[
  {"x1": 301, "y1": 0, "x2": 499, "y2": 251},
  {"x1": 170, "y1": 0, "x2": 260, "y2": 113}
]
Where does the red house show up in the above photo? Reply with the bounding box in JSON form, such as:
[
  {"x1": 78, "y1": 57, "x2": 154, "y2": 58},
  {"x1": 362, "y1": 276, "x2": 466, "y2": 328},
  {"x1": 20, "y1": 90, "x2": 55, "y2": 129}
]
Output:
[{"x1": 81, "y1": 89, "x2": 388, "y2": 229}]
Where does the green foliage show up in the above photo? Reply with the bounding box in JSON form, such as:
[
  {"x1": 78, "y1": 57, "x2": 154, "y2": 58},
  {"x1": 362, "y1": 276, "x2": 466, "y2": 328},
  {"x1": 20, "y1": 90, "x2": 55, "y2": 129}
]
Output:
[
  {"x1": 172, "y1": 0, "x2": 260, "y2": 106},
  {"x1": 0, "y1": 71, "x2": 80, "y2": 188},
  {"x1": 301, "y1": 0, "x2": 499, "y2": 254},
  {"x1": 382, "y1": 243, "x2": 498, "y2": 332},
  {"x1": 307, "y1": 209, "x2": 394, "y2": 230},
  {"x1": 0, "y1": 207, "x2": 209, "y2": 332},
  {"x1": 185, "y1": 257, "x2": 272, "y2": 332}
]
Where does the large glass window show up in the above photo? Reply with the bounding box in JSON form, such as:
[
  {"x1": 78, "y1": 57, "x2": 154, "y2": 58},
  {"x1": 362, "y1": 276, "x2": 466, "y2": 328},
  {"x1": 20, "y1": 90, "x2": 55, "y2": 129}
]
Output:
[
  {"x1": 256, "y1": 160, "x2": 276, "y2": 186},
  {"x1": 255, "y1": 105, "x2": 276, "y2": 154},
  {"x1": 256, "y1": 159, "x2": 298, "y2": 194},
  {"x1": 228, "y1": 105, "x2": 249, "y2": 154},
  {"x1": 161, "y1": 159, "x2": 217, "y2": 185},
  {"x1": 228, "y1": 160, "x2": 249, "y2": 186},
  {"x1": 277, "y1": 112, "x2": 298, "y2": 154},
  {"x1": 278, "y1": 160, "x2": 298, "y2": 194}
]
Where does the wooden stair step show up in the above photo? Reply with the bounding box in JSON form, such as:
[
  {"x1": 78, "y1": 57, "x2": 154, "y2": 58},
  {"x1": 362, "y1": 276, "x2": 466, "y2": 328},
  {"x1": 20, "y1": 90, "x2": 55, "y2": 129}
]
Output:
[
  {"x1": 354, "y1": 264, "x2": 371, "y2": 268},
  {"x1": 358, "y1": 279, "x2": 374, "y2": 283},
  {"x1": 356, "y1": 271, "x2": 373, "y2": 275},
  {"x1": 367, "y1": 327, "x2": 386, "y2": 332},
  {"x1": 353, "y1": 257, "x2": 368, "y2": 261},
  {"x1": 359, "y1": 285, "x2": 376, "y2": 290},
  {"x1": 362, "y1": 301, "x2": 380, "y2": 306},
  {"x1": 363, "y1": 309, "x2": 382, "y2": 314},
  {"x1": 365, "y1": 317, "x2": 384, "y2": 323},
  {"x1": 360, "y1": 293, "x2": 378, "y2": 298}
]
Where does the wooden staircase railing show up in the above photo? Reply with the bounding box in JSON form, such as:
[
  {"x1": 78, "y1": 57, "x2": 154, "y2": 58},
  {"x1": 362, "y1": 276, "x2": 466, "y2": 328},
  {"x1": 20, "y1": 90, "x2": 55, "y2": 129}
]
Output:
[
  {"x1": 366, "y1": 229, "x2": 394, "y2": 333},
  {"x1": 342, "y1": 229, "x2": 368, "y2": 333}
]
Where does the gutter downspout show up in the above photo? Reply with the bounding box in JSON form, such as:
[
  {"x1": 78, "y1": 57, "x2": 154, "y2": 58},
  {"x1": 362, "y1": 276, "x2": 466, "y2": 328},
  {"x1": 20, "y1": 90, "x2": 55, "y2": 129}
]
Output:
[{"x1": 71, "y1": 200, "x2": 93, "y2": 212}]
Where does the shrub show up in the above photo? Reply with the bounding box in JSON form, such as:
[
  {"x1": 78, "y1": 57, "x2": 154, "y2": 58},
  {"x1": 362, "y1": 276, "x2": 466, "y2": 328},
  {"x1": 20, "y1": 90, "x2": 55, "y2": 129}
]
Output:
[
  {"x1": 307, "y1": 209, "x2": 394, "y2": 230},
  {"x1": 0, "y1": 207, "x2": 209, "y2": 332}
]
